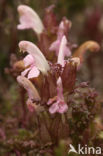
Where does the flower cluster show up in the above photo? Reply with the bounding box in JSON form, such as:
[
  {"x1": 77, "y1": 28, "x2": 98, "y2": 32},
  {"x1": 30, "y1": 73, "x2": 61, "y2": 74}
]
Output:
[{"x1": 16, "y1": 4, "x2": 100, "y2": 115}]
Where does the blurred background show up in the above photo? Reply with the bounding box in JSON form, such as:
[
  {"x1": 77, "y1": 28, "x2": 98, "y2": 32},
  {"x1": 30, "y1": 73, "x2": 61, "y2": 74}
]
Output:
[{"x1": 0, "y1": 0, "x2": 103, "y2": 114}]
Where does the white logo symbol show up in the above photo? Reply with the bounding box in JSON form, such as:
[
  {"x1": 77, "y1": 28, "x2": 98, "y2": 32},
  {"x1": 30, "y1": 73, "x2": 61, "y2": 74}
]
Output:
[{"x1": 68, "y1": 144, "x2": 77, "y2": 154}]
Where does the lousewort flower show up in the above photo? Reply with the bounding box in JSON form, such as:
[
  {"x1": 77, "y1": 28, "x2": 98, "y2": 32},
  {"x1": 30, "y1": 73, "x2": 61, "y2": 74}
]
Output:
[
  {"x1": 73, "y1": 41, "x2": 100, "y2": 63},
  {"x1": 47, "y1": 77, "x2": 68, "y2": 114},
  {"x1": 46, "y1": 36, "x2": 80, "y2": 114},
  {"x1": 19, "y1": 41, "x2": 50, "y2": 77},
  {"x1": 16, "y1": 5, "x2": 100, "y2": 116},
  {"x1": 17, "y1": 76, "x2": 40, "y2": 101},
  {"x1": 57, "y1": 35, "x2": 80, "y2": 67},
  {"x1": 17, "y1": 5, "x2": 44, "y2": 35},
  {"x1": 49, "y1": 18, "x2": 71, "y2": 56},
  {"x1": 17, "y1": 76, "x2": 40, "y2": 112}
]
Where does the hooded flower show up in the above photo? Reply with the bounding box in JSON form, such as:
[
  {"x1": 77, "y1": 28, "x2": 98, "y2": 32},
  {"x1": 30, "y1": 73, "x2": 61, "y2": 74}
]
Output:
[
  {"x1": 17, "y1": 5, "x2": 44, "y2": 35},
  {"x1": 73, "y1": 41, "x2": 100, "y2": 63},
  {"x1": 17, "y1": 76, "x2": 41, "y2": 101},
  {"x1": 19, "y1": 41, "x2": 50, "y2": 78},
  {"x1": 17, "y1": 76, "x2": 41, "y2": 112},
  {"x1": 47, "y1": 77, "x2": 68, "y2": 114},
  {"x1": 49, "y1": 19, "x2": 71, "y2": 56}
]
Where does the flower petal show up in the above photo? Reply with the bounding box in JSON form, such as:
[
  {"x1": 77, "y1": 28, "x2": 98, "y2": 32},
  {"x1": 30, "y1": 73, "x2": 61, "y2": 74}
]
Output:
[
  {"x1": 57, "y1": 35, "x2": 67, "y2": 67},
  {"x1": 57, "y1": 77, "x2": 64, "y2": 100},
  {"x1": 49, "y1": 40, "x2": 60, "y2": 55},
  {"x1": 19, "y1": 41, "x2": 50, "y2": 74},
  {"x1": 47, "y1": 96, "x2": 57, "y2": 105},
  {"x1": 17, "y1": 76, "x2": 41, "y2": 101},
  {"x1": 21, "y1": 67, "x2": 31, "y2": 76},
  {"x1": 49, "y1": 102, "x2": 59, "y2": 114},
  {"x1": 64, "y1": 45, "x2": 71, "y2": 57},
  {"x1": 28, "y1": 66, "x2": 40, "y2": 79},
  {"x1": 23, "y1": 54, "x2": 34, "y2": 67},
  {"x1": 58, "y1": 102, "x2": 68, "y2": 114},
  {"x1": 17, "y1": 5, "x2": 44, "y2": 34}
]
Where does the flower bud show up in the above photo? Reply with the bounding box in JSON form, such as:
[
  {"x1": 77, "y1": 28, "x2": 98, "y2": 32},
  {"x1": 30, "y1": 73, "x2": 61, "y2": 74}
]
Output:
[
  {"x1": 17, "y1": 76, "x2": 41, "y2": 101},
  {"x1": 73, "y1": 41, "x2": 100, "y2": 63}
]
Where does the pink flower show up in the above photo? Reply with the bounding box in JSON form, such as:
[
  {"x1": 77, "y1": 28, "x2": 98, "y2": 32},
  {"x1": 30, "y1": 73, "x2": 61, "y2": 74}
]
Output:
[
  {"x1": 47, "y1": 77, "x2": 68, "y2": 114},
  {"x1": 57, "y1": 36, "x2": 80, "y2": 68},
  {"x1": 17, "y1": 76, "x2": 41, "y2": 112},
  {"x1": 21, "y1": 54, "x2": 40, "y2": 79},
  {"x1": 49, "y1": 20, "x2": 71, "y2": 56},
  {"x1": 19, "y1": 41, "x2": 50, "y2": 78},
  {"x1": 17, "y1": 5, "x2": 44, "y2": 35},
  {"x1": 17, "y1": 76, "x2": 41, "y2": 101}
]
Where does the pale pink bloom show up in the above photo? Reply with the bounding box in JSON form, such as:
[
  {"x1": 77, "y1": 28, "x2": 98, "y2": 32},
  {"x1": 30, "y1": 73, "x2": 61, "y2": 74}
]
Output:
[
  {"x1": 47, "y1": 77, "x2": 68, "y2": 114},
  {"x1": 17, "y1": 76, "x2": 41, "y2": 101},
  {"x1": 57, "y1": 35, "x2": 68, "y2": 67},
  {"x1": 17, "y1": 5, "x2": 44, "y2": 35},
  {"x1": 57, "y1": 36, "x2": 79, "y2": 68},
  {"x1": 21, "y1": 54, "x2": 40, "y2": 79},
  {"x1": 49, "y1": 21, "x2": 71, "y2": 56},
  {"x1": 23, "y1": 54, "x2": 34, "y2": 67},
  {"x1": 19, "y1": 41, "x2": 50, "y2": 75}
]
